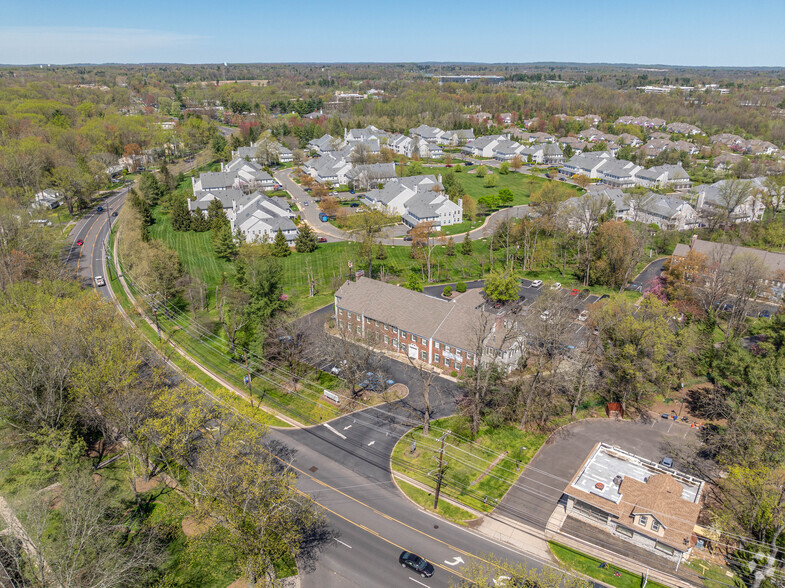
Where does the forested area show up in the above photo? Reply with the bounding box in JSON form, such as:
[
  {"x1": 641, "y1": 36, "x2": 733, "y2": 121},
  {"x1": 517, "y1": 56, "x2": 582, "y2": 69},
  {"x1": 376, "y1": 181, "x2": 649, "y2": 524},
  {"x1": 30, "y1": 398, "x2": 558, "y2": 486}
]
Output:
[{"x1": 0, "y1": 196, "x2": 333, "y2": 585}]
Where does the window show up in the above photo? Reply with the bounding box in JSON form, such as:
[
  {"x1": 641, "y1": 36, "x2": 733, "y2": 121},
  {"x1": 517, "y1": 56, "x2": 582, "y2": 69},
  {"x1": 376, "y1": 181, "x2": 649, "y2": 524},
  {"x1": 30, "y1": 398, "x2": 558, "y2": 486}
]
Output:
[
  {"x1": 392, "y1": 327, "x2": 398, "y2": 334},
  {"x1": 444, "y1": 358, "x2": 451, "y2": 367},
  {"x1": 401, "y1": 332, "x2": 407, "y2": 340},
  {"x1": 338, "y1": 320, "x2": 343, "y2": 329},
  {"x1": 455, "y1": 363, "x2": 461, "y2": 371},
  {"x1": 466, "y1": 352, "x2": 473, "y2": 360},
  {"x1": 400, "y1": 344, "x2": 406, "y2": 352},
  {"x1": 421, "y1": 350, "x2": 427, "y2": 360},
  {"x1": 356, "y1": 326, "x2": 361, "y2": 335},
  {"x1": 616, "y1": 526, "x2": 633, "y2": 538},
  {"x1": 444, "y1": 345, "x2": 450, "y2": 353},
  {"x1": 456, "y1": 350, "x2": 462, "y2": 358},
  {"x1": 434, "y1": 342, "x2": 440, "y2": 349},
  {"x1": 434, "y1": 354, "x2": 440, "y2": 363},
  {"x1": 347, "y1": 312, "x2": 352, "y2": 319},
  {"x1": 651, "y1": 520, "x2": 661, "y2": 532},
  {"x1": 421, "y1": 337, "x2": 427, "y2": 345},
  {"x1": 384, "y1": 336, "x2": 389, "y2": 344},
  {"x1": 654, "y1": 542, "x2": 676, "y2": 556},
  {"x1": 384, "y1": 324, "x2": 389, "y2": 330},
  {"x1": 638, "y1": 515, "x2": 648, "y2": 527},
  {"x1": 338, "y1": 309, "x2": 343, "y2": 316}
]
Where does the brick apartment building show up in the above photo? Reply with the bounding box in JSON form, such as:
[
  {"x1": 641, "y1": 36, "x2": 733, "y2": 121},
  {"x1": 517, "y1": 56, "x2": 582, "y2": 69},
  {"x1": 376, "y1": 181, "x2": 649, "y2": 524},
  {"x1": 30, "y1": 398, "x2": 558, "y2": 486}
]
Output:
[{"x1": 333, "y1": 278, "x2": 525, "y2": 375}]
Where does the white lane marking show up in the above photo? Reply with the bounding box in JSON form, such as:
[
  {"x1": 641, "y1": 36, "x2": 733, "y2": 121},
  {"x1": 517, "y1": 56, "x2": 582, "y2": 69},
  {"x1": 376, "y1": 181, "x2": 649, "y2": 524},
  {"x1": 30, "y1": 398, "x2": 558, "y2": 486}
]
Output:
[
  {"x1": 323, "y1": 423, "x2": 346, "y2": 439},
  {"x1": 334, "y1": 538, "x2": 352, "y2": 549},
  {"x1": 343, "y1": 424, "x2": 352, "y2": 430},
  {"x1": 367, "y1": 440, "x2": 375, "y2": 446},
  {"x1": 409, "y1": 578, "x2": 428, "y2": 587},
  {"x1": 444, "y1": 556, "x2": 464, "y2": 566}
]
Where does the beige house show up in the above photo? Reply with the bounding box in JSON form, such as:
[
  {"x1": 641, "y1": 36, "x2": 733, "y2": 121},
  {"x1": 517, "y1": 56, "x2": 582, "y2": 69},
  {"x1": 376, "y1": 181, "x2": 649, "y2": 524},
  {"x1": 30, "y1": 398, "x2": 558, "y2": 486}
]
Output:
[{"x1": 563, "y1": 443, "x2": 704, "y2": 563}]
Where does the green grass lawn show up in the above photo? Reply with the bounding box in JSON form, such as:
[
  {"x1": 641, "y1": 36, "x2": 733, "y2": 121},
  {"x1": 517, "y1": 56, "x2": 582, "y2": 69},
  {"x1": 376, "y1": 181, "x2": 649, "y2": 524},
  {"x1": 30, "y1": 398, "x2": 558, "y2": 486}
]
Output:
[
  {"x1": 395, "y1": 479, "x2": 477, "y2": 525},
  {"x1": 391, "y1": 416, "x2": 546, "y2": 513},
  {"x1": 439, "y1": 218, "x2": 485, "y2": 236},
  {"x1": 429, "y1": 165, "x2": 581, "y2": 208},
  {"x1": 684, "y1": 558, "x2": 742, "y2": 588},
  {"x1": 149, "y1": 208, "x2": 235, "y2": 292},
  {"x1": 549, "y1": 542, "x2": 669, "y2": 588}
]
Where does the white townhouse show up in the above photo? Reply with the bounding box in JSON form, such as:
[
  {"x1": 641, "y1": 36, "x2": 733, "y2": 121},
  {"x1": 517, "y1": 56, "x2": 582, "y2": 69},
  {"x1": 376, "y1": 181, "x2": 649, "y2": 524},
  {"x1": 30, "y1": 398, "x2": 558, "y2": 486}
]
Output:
[{"x1": 231, "y1": 192, "x2": 297, "y2": 243}]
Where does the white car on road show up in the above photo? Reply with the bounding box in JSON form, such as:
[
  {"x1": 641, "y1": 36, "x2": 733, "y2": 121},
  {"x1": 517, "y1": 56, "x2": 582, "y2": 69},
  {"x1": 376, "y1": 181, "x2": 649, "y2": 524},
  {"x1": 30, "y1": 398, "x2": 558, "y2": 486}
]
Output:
[
  {"x1": 94, "y1": 275, "x2": 105, "y2": 287},
  {"x1": 550, "y1": 282, "x2": 562, "y2": 290},
  {"x1": 530, "y1": 279, "x2": 543, "y2": 288}
]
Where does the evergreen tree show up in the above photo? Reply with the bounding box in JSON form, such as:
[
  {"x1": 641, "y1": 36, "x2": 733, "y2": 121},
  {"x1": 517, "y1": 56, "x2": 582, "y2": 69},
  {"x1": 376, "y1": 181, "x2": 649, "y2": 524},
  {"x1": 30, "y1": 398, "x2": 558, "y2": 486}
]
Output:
[
  {"x1": 207, "y1": 198, "x2": 229, "y2": 231},
  {"x1": 272, "y1": 229, "x2": 291, "y2": 257},
  {"x1": 212, "y1": 223, "x2": 238, "y2": 260},
  {"x1": 138, "y1": 172, "x2": 163, "y2": 205},
  {"x1": 444, "y1": 237, "x2": 456, "y2": 256},
  {"x1": 190, "y1": 210, "x2": 210, "y2": 232},
  {"x1": 129, "y1": 189, "x2": 152, "y2": 226},
  {"x1": 295, "y1": 223, "x2": 317, "y2": 253},
  {"x1": 375, "y1": 242, "x2": 387, "y2": 260},
  {"x1": 460, "y1": 233, "x2": 473, "y2": 255},
  {"x1": 159, "y1": 162, "x2": 175, "y2": 193},
  {"x1": 170, "y1": 195, "x2": 191, "y2": 231}
]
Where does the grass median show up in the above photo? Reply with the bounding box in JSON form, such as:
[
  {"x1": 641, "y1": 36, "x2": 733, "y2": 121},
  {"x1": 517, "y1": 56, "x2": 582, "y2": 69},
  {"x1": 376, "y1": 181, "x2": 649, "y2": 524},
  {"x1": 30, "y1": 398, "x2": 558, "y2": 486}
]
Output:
[{"x1": 391, "y1": 415, "x2": 546, "y2": 513}]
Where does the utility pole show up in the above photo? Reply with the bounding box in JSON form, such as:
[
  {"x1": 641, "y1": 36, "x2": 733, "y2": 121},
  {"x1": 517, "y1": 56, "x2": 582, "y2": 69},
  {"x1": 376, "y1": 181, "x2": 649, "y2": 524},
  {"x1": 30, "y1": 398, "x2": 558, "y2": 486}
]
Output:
[
  {"x1": 152, "y1": 303, "x2": 161, "y2": 341},
  {"x1": 244, "y1": 350, "x2": 254, "y2": 407},
  {"x1": 433, "y1": 432, "x2": 448, "y2": 510}
]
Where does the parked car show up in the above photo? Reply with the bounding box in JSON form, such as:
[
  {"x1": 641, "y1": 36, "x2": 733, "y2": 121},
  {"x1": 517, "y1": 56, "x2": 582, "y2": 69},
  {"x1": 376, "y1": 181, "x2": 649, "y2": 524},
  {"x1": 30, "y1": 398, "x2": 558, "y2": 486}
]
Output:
[
  {"x1": 350, "y1": 202, "x2": 360, "y2": 208},
  {"x1": 94, "y1": 275, "x2": 105, "y2": 287},
  {"x1": 530, "y1": 279, "x2": 543, "y2": 288},
  {"x1": 317, "y1": 237, "x2": 327, "y2": 243},
  {"x1": 578, "y1": 310, "x2": 589, "y2": 322},
  {"x1": 403, "y1": 235, "x2": 413, "y2": 242},
  {"x1": 570, "y1": 288, "x2": 579, "y2": 296},
  {"x1": 399, "y1": 551, "x2": 434, "y2": 578},
  {"x1": 550, "y1": 282, "x2": 562, "y2": 290},
  {"x1": 304, "y1": 201, "x2": 310, "y2": 206},
  {"x1": 660, "y1": 457, "x2": 674, "y2": 468},
  {"x1": 75, "y1": 239, "x2": 84, "y2": 246},
  {"x1": 760, "y1": 309, "x2": 772, "y2": 318},
  {"x1": 540, "y1": 310, "x2": 551, "y2": 322}
]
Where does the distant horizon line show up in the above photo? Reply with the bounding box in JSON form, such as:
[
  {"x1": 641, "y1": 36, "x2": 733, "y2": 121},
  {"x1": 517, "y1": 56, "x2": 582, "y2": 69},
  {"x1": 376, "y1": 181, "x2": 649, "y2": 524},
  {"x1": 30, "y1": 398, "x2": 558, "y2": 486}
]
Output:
[{"x1": 2, "y1": 60, "x2": 785, "y2": 70}]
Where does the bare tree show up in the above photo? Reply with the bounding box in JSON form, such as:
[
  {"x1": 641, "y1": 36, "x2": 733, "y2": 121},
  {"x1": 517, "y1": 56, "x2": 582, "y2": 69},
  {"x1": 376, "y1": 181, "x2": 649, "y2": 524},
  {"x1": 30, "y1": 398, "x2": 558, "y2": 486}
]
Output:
[
  {"x1": 1, "y1": 468, "x2": 164, "y2": 588},
  {"x1": 563, "y1": 193, "x2": 609, "y2": 286},
  {"x1": 715, "y1": 179, "x2": 754, "y2": 228},
  {"x1": 406, "y1": 356, "x2": 439, "y2": 435},
  {"x1": 323, "y1": 321, "x2": 387, "y2": 398},
  {"x1": 409, "y1": 221, "x2": 444, "y2": 282}
]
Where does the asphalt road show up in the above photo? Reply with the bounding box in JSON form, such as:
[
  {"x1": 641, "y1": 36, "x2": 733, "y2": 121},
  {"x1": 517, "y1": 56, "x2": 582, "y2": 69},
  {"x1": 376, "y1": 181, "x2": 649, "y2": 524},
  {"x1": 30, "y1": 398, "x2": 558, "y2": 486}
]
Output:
[
  {"x1": 277, "y1": 419, "x2": 546, "y2": 588},
  {"x1": 275, "y1": 168, "x2": 348, "y2": 242},
  {"x1": 69, "y1": 187, "x2": 129, "y2": 298}
]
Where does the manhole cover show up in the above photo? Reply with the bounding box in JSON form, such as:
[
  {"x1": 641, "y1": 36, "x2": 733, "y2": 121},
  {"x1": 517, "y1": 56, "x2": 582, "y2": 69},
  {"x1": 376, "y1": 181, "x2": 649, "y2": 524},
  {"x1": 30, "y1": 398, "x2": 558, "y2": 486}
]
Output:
[
  {"x1": 309, "y1": 466, "x2": 318, "y2": 473},
  {"x1": 433, "y1": 525, "x2": 439, "y2": 529}
]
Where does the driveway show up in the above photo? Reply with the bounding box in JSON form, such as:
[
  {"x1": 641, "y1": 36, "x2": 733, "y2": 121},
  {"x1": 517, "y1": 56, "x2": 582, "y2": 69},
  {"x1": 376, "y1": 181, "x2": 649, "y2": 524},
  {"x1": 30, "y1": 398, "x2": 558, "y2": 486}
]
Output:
[
  {"x1": 274, "y1": 169, "x2": 350, "y2": 241},
  {"x1": 629, "y1": 257, "x2": 667, "y2": 292},
  {"x1": 496, "y1": 418, "x2": 698, "y2": 530}
]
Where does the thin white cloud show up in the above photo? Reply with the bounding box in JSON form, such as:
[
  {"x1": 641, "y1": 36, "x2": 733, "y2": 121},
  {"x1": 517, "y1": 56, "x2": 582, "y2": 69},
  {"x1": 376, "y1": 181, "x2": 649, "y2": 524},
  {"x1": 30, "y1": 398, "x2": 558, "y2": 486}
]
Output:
[{"x1": 0, "y1": 27, "x2": 206, "y2": 64}]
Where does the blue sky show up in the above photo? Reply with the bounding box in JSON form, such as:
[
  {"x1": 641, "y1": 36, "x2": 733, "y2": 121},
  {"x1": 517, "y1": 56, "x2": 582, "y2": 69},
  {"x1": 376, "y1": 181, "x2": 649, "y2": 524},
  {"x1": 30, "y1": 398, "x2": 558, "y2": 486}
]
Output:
[{"x1": 2, "y1": 0, "x2": 783, "y2": 66}]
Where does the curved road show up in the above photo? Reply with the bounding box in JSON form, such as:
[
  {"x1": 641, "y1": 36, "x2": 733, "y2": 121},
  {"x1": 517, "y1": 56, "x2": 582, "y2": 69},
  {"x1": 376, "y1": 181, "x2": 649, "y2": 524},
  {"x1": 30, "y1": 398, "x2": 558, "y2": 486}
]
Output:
[{"x1": 275, "y1": 167, "x2": 532, "y2": 246}]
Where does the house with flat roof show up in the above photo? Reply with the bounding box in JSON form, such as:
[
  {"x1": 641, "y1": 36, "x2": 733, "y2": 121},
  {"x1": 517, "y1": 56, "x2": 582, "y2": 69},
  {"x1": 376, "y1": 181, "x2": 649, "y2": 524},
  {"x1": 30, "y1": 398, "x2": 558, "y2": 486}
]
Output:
[
  {"x1": 563, "y1": 443, "x2": 704, "y2": 563},
  {"x1": 334, "y1": 278, "x2": 524, "y2": 375}
]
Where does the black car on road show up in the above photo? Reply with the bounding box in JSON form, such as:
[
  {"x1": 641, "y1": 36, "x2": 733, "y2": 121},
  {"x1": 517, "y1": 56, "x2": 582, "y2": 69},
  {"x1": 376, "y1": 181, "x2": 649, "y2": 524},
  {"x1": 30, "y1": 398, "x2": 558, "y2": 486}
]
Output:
[{"x1": 399, "y1": 551, "x2": 434, "y2": 578}]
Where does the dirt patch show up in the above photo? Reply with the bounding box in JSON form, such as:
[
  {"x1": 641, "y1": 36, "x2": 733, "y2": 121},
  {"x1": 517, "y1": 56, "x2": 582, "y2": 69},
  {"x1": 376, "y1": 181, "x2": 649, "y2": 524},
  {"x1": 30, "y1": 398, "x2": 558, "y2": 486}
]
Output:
[
  {"x1": 134, "y1": 476, "x2": 162, "y2": 494},
  {"x1": 181, "y1": 514, "x2": 212, "y2": 538},
  {"x1": 648, "y1": 384, "x2": 727, "y2": 427}
]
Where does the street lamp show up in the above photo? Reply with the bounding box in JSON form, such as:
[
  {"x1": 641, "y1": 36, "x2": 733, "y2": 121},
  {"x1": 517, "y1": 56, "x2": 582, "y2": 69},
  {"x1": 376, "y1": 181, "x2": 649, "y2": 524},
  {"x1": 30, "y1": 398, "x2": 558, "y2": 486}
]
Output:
[{"x1": 516, "y1": 446, "x2": 527, "y2": 470}]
